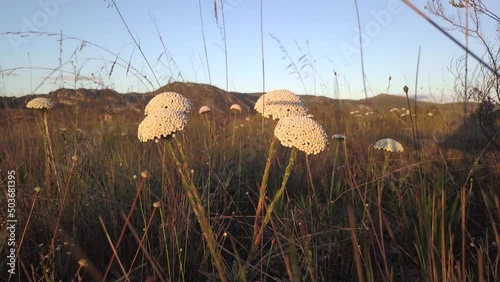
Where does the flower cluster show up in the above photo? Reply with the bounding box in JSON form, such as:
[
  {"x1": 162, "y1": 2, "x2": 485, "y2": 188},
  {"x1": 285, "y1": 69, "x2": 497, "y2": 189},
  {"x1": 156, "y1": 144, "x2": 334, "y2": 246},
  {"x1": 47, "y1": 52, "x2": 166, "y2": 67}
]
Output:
[
  {"x1": 144, "y1": 92, "x2": 193, "y2": 115},
  {"x1": 254, "y1": 89, "x2": 307, "y2": 120},
  {"x1": 230, "y1": 104, "x2": 242, "y2": 113},
  {"x1": 274, "y1": 116, "x2": 328, "y2": 155},
  {"x1": 199, "y1": 105, "x2": 211, "y2": 114},
  {"x1": 373, "y1": 138, "x2": 404, "y2": 153},
  {"x1": 138, "y1": 109, "x2": 188, "y2": 142},
  {"x1": 26, "y1": 97, "x2": 54, "y2": 110},
  {"x1": 332, "y1": 134, "x2": 346, "y2": 141}
]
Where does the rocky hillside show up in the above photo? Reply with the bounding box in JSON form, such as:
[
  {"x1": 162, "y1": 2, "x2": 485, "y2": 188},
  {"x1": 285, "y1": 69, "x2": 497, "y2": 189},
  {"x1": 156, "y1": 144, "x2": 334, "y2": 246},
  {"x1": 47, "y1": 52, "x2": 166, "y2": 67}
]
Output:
[{"x1": 1, "y1": 81, "x2": 463, "y2": 116}]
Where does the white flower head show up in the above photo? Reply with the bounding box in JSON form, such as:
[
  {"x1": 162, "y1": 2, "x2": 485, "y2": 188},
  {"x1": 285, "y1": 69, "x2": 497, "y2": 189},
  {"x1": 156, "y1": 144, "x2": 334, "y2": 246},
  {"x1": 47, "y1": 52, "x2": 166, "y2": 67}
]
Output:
[
  {"x1": 274, "y1": 116, "x2": 328, "y2": 155},
  {"x1": 373, "y1": 138, "x2": 404, "y2": 153},
  {"x1": 230, "y1": 104, "x2": 242, "y2": 113},
  {"x1": 254, "y1": 89, "x2": 307, "y2": 120},
  {"x1": 26, "y1": 97, "x2": 53, "y2": 110},
  {"x1": 199, "y1": 105, "x2": 211, "y2": 114},
  {"x1": 138, "y1": 109, "x2": 188, "y2": 142},
  {"x1": 144, "y1": 92, "x2": 193, "y2": 115},
  {"x1": 332, "y1": 134, "x2": 346, "y2": 141}
]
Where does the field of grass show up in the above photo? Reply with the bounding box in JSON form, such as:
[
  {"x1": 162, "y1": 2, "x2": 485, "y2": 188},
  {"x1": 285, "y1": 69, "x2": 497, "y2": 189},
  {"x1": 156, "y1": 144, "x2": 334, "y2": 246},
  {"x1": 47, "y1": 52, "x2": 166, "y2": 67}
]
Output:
[{"x1": 0, "y1": 85, "x2": 499, "y2": 281}]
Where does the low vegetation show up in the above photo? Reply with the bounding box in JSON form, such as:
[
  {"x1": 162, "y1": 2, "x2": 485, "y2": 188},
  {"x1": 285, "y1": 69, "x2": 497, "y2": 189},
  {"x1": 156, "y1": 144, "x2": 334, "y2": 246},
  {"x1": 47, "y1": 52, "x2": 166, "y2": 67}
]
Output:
[{"x1": 0, "y1": 82, "x2": 498, "y2": 281}]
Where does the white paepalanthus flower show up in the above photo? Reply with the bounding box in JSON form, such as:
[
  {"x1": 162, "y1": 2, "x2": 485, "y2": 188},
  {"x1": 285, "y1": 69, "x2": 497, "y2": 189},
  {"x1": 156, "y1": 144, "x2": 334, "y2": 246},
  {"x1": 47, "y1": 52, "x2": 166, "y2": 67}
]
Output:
[
  {"x1": 138, "y1": 108, "x2": 188, "y2": 142},
  {"x1": 254, "y1": 89, "x2": 307, "y2": 120},
  {"x1": 373, "y1": 138, "x2": 404, "y2": 153},
  {"x1": 332, "y1": 134, "x2": 346, "y2": 141},
  {"x1": 230, "y1": 104, "x2": 242, "y2": 113},
  {"x1": 26, "y1": 97, "x2": 54, "y2": 110},
  {"x1": 144, "y1": 92, "x2": 193, "y2": 115},
  {"x1": 274, "y1": 116, "x2": 328, "y2": 155},
  {"x1": 199, "y1": 105, "x2": 211, "y2": 114}
]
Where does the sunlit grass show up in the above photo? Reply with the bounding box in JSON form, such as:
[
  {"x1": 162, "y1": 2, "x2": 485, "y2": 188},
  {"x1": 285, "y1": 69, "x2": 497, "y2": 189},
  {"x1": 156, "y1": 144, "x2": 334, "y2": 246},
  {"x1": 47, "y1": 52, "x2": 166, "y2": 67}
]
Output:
[{"x1": 0, "y1": 94, "x2": 498, "y2": 281}]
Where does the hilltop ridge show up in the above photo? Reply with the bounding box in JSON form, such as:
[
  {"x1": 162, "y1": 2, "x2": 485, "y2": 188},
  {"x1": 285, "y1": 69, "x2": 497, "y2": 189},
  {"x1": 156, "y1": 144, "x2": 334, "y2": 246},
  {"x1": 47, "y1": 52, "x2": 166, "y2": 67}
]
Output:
[{"x1": 0, "y1": 82, "x2": 474, "y2": 117}]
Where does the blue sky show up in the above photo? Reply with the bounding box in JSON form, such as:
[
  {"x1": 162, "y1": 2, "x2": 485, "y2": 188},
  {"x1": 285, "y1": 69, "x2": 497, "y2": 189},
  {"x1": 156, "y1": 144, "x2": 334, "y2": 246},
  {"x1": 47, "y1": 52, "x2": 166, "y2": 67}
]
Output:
[{"x1": 1, "y1": 0, "x2": 498, "y2": 101}]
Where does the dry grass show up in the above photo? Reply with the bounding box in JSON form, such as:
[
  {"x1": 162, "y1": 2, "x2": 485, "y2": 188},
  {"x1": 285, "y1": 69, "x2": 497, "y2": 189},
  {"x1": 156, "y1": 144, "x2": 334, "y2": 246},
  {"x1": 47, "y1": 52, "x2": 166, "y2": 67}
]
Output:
[{"x1": 0, "y1": 91, "x2": 498, "y2": 281}]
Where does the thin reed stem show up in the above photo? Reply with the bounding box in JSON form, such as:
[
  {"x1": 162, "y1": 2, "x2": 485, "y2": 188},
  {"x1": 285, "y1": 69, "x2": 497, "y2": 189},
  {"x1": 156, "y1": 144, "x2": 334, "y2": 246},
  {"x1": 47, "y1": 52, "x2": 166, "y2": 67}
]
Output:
[
  {"x1": 99, "y1": 216, "x2": 131, "y2": 282},
  {"x1": 260, "y1": 0, "x2": 265, "y2": 94},
  {"x1": 347, "y1": 203, "x2": 365, "y2": 282},
  {"x1": 72, "y1": 265, "x2": 85, "y2": 282},
  {"x1": 110, "y1": 0, "x2": 160, "y2": 88},
  {"x1": 121, "y1": 211, "x2": 166, "y2": 281},
  {"x1": 329, "y1": 140, "x2": 341, "y2": 200},
  {"x1": 353, "y1": 0, "x2": 368, "y2": 100},
  {"x1": 401, "y1": 0, "x2": 500, "y2": 77},
  {"x1": 165, "y1": 139, "x2": 228, "y2": 282},
  {"x1": 50, "y1": 157, "x2": 77, "y2": 247},
  {"x1": 158, "y1": 203, "x2": 172, "y2": 279},
  {"x1": 42, "y1": 111, "x2": 52, "y2": 194},
  {"x1": 127, "y1": 204, "x2": 159, "y2": 276},
  {"x1": 11, "y1": 188, "x2": 41, "y2": 282},
  {"x1": 102, "y1": 174, "x2": 147, "y2": 281},
  {"x1": 305, "y1": 154, "x2": 316, "y2": 197},
  {"x1": 228, "y1": 234, "x2": 247, "y2": 282},
  {"x1": 198, "y1": 0, "x2": 212, "y2": 84}
]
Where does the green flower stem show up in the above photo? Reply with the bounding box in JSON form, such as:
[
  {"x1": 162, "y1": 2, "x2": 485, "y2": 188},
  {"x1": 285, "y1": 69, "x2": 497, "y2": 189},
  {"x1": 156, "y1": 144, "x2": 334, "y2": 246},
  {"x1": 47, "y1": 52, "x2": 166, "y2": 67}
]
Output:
[
  {"x1": 252, "y1": 136, "x2": 277, "y2": 245},
  {"x1": 42, "y1": 110, "x2": 59, "y2": 194},
  {"x1": 42, "y1": 111, "x2": 52, "y2": 194},
  {"x1": 158, "y1": 207, "x2": 172, "y2": 280},
  {"x1": 329, "y1": 141, "x2": 340, "y2": 200},
  {"x1": 165, "y1": 140, "x2": 228, "y2": 282},
  {"x1": 173, "y1": 134, "x2": 191, "y2": 178},
  {"x1": 263, "y1": 147, "x2": 297, "y2": 226},
  {"x1": 375, "y1": 151, "x2": 391, "y2": 279},
  {"x1": 251, "y1": 147, "x2": 297, "y2": 255}
]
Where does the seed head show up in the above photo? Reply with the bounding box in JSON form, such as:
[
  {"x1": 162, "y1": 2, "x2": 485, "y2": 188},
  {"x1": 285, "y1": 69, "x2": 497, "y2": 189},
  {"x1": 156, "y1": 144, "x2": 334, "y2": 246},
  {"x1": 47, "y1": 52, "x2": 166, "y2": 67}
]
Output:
[
  {"x1": 141, "y1": 170, "x2": 150, "y2": 178},
  {"x1": 34, "y1": 187, "x2": 41, "y2": 193},
  {"x1": 78, "y1": 259, "x2": 89, "y2": 268},
  {"x1": 153, "y1": 201, "x2": 162, "y2": 208}
]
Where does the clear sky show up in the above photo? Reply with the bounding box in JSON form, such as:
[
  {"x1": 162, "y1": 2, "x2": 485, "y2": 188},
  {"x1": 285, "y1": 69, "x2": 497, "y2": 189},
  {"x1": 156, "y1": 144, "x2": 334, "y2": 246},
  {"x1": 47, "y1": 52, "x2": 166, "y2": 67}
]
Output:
[{"x1": 0, "y1": 0, "x2": 498, "y2": 101}]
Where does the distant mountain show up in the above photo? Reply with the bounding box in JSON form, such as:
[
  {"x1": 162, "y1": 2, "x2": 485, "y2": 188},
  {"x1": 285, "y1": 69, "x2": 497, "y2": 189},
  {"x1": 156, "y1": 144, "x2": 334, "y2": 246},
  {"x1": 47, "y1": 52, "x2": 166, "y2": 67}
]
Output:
[
  {"x1": 2, "y1": 82, "x2": 493, "y2": 150},
  {"x1": 360, "y1": 94, "x2": 478, "y2": 112},
  {"x1": 154, "y1": 82, "x2": 259, "y2": 114},
  {"x1": 0, "y1": 82, "x2": 475, "y2": 117}
]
